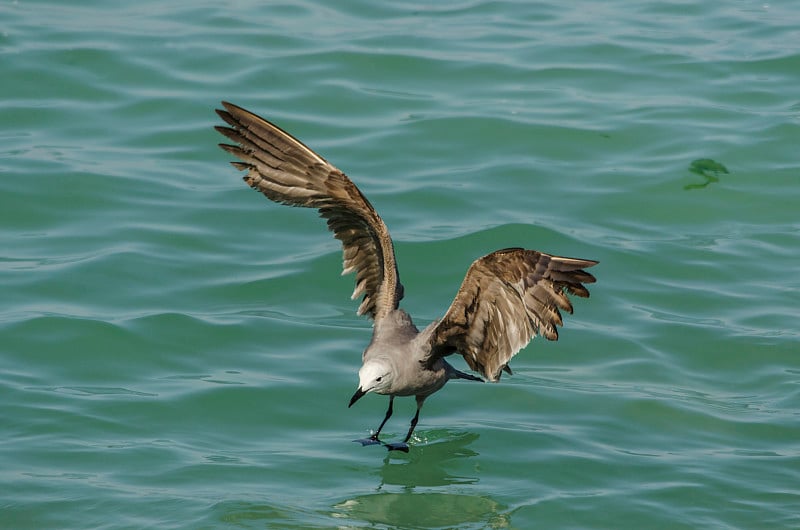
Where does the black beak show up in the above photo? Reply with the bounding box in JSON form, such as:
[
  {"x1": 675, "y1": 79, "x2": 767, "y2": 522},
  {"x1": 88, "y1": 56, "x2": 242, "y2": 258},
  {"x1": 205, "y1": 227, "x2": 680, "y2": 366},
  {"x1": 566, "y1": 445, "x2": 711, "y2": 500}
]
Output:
[{"x1": 349, "y1": 387, "x2": 366, "y2": 408}]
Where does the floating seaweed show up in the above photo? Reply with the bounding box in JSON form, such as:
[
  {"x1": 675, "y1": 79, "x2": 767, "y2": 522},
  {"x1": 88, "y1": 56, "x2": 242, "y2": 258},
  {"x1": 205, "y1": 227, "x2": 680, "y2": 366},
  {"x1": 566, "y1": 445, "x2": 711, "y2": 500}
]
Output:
[{"x1": 684, "y1": 158, "x2": 729, "y2": 190}]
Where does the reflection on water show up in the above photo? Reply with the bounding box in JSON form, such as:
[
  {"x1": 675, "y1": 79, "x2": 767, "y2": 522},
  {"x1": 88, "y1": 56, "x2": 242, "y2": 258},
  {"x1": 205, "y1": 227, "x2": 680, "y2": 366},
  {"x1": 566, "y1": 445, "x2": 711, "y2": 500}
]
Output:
[
  {"x1": 333, "y1": 492, "x2": 509, "y2": 528},
  {"x1": 331, "y1": 431, "x2": 511, "y2": 528},
  {"x1": 377, "y1": 430, "x2": 480, "y2": 488}
]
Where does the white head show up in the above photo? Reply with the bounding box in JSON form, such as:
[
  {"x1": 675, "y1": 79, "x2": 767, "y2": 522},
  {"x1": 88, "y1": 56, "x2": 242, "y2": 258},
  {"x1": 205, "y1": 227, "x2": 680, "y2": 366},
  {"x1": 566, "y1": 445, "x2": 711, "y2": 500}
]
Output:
[{"x1": 348, "y1": 359, "x2": 392, "y2": 407}]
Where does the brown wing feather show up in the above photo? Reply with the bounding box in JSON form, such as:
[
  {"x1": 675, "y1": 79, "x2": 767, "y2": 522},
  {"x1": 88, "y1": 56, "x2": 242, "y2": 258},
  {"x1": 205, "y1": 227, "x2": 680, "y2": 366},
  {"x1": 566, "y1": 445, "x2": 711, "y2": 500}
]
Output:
[
  {"x1": 428, "y1": 248, "x2": 597, "y2": 381},
  {"x1": 215, "y1": 102, "x2": 403, "y2": 320}
]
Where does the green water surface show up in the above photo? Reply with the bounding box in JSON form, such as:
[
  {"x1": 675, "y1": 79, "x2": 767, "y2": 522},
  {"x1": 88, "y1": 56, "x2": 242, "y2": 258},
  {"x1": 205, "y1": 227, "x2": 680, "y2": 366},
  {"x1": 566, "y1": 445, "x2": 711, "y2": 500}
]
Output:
[{"x1": 2, "y1": 1, "x2": 798, "y2": 528}]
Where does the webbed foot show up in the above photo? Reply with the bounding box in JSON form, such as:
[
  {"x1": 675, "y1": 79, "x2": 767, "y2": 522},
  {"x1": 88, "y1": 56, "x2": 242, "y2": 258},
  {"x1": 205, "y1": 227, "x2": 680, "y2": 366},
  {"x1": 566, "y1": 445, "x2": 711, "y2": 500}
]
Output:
[
  {"x1": 384, "y1": 441, "x2": 409, "y2": 452},
  {"x1": 353, "y1": 437, "x2": 382, "y2": 447}
]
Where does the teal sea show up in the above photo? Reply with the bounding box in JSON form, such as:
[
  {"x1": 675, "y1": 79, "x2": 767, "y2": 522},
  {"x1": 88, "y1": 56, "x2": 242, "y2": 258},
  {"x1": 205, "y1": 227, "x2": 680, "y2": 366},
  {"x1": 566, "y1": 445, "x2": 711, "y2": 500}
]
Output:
[{"x1": 2, "y1": 1, "x2": 799, "y2": 528}]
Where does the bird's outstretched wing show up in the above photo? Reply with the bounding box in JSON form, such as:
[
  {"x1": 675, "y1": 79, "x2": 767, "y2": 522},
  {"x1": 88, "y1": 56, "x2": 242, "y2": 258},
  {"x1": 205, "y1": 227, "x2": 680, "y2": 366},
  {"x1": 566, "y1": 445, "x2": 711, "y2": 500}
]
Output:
[
  {"x1": 427, "y1": 248, "x2": 597, "y2": 381},
  {"x1": 215, "y1": 102, "x2": 403, "y2": 320}
]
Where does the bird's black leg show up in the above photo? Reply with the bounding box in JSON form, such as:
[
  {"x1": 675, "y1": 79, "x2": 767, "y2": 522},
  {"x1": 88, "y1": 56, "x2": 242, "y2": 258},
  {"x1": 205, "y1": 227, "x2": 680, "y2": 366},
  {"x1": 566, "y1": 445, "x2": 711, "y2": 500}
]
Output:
[
  {"x1": 385, "y1": 396, "x2": 424, "y2": 452},
  {"x1": 373, "y1": 396, "x2": 394, "y2": 440},
  {"x1": 403, "y1": 407, "x2": 420, "y2": 443},
  {"x1": 353, "y1": 396, "x2": 394, "y2": 447}
]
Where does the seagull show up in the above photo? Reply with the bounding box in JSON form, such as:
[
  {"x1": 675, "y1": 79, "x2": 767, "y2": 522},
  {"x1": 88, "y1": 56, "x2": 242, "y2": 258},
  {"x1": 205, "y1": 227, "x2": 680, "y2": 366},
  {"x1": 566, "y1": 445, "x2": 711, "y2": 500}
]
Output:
[{"x1": 215, "y1": 102, "x2": 598, "y2": 452}]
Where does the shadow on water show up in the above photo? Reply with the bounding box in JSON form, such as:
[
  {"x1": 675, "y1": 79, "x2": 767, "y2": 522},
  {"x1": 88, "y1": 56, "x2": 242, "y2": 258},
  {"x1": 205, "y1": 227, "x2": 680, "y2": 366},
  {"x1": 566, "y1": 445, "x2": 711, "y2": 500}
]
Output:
[{"x1": 330, "y1": 430, "x2": 511, "y2": 528}]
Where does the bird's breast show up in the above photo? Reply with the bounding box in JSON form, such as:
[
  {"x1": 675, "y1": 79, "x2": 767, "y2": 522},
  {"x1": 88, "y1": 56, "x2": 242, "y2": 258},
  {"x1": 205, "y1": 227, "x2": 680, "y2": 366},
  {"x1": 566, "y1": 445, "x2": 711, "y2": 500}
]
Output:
[{"x1": 389, "y1": 359, "x2": 447, "y2": 397}]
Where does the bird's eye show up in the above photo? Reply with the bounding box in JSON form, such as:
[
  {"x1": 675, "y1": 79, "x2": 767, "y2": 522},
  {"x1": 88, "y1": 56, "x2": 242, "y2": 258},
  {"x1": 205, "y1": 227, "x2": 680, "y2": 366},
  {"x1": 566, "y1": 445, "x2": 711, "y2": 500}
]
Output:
[{"x1": 376, "y1": 377, "x2": 382, "y2": 382}]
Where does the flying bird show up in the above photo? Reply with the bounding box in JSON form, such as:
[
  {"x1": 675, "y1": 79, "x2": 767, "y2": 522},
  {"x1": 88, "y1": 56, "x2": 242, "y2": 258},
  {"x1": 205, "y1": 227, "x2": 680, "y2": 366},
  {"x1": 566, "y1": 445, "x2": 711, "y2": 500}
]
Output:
[{"x1": 215, "y1": 102, "x2": 598, "y2": 452}]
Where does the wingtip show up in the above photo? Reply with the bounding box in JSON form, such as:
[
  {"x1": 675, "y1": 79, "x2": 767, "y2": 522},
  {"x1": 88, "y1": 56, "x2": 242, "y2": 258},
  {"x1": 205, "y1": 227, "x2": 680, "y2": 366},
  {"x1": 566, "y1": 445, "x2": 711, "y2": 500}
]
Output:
[{"x1": 219, "y1": 100, "x2": 258, "y2": 122}]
